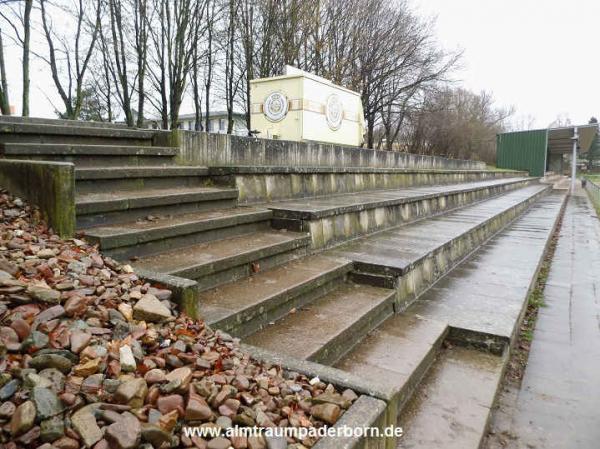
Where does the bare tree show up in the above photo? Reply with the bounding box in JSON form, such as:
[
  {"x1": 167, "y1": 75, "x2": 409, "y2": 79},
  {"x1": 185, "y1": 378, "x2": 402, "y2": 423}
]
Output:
[
  {"x1": 133, "y1": 0, "x2": 148, "y2": 127},
  {"x1": 147, "y1": 0, "x2": 168, "y2": 128},
  {"x1": 404, "y1": 87, "x2": 513, "y2": 163},
  {"x1": 147, "y1": 0, "x2": 198, "y2": 129},
  {"x1": 39, "y1": 0, "x2": 103, "y2": 119},
  {"x1": 100, "y1": 0, "x2": 149, "y2": 126},
  {"x1": 224, "y1": 0, "x2": 237, "y2": 133},
  {"x1": 106, "y1": 0, "x2": 134, "y2": 125},
  {"x1": 0, "y1": 0, "x2": 33, "y2": 115},
  {"x1": 21, "y1": 0, "x2": 31, "y2": 116},
  {"x1": 0, "y1": 28, "x2": 10, "y2": 114},
  {"x1": 203, "y1": 0, "x2": 216, "y2": 132},
  {"x1": 189, "y1": 0, "x2": 210, "y2": 131}
]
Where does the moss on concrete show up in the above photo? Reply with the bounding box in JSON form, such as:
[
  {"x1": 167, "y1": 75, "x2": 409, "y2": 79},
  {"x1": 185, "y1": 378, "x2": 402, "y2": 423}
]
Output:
[{"x1": 0, "y1": 159, "x2": 75, "y2": 237}]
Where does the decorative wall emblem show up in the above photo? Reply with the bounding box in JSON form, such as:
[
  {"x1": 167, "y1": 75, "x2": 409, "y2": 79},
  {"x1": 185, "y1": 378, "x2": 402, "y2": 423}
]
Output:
[
  {"x1": 263, "y1": 92, "x2": 288, "y2": 122},
  {"x1": 325, "y1": 93, "x2": 343, "y2": 130}
]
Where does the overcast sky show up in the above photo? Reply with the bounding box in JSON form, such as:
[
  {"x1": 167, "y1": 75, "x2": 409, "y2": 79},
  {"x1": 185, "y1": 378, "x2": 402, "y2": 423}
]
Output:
[
  {"x1": 413, "y1": 0, "x2": 600, "y2": 128},
  {"x1": 3, "y1": 0, "x2": 600, "y2": 128}
]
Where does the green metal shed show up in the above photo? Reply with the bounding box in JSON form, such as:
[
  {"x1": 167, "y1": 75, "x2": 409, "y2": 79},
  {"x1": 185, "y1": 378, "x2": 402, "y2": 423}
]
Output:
[
  {"x1": 496, "y1": 129, "x2": 548, "y2": 177},
  {"x1": 496, "y1": 125, "x2": 599, "y2": 177}
]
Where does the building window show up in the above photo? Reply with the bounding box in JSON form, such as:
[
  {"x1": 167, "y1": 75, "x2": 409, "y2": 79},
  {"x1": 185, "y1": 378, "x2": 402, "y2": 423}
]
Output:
[{"x1": 220, "y1": 119, "x2": 226, "y2": 132}]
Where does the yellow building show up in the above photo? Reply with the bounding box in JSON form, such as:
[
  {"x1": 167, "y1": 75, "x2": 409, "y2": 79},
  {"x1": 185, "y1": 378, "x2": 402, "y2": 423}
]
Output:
[{"x1": 250, "y1": 66, "x2": 365, "y2": 147}]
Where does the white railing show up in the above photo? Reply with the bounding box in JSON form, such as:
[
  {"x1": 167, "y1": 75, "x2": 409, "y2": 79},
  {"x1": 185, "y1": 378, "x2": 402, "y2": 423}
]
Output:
[{"x1": 584, "y1": 178, "x2": 600, "y2": 208}]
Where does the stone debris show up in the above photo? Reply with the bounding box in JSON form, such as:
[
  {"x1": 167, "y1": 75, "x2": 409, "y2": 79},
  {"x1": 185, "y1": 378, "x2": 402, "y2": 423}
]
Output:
[{"x1": 0, "y1": 191, "x2": 356, "y2": 448}]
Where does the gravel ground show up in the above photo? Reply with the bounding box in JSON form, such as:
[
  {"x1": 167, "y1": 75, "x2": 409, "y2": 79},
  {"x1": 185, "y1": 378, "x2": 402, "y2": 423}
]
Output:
[{"x1": 0, "y1": 190, "x2": 356, "y2": 449}]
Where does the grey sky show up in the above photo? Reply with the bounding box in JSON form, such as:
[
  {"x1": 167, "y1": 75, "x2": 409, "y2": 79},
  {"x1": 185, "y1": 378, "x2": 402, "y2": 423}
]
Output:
[
  {"x1": 3, "y1": 0, "x2": 599, "y2": 128},
  {"x1": 414, "y1": 0, "x2": 600, "y2": 128}
]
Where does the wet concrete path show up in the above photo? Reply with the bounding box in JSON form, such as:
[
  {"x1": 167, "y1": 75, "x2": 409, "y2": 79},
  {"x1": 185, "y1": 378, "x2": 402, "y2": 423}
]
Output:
[{"x1": 495, "y1": 189, "x2": 600, "y2": 448}]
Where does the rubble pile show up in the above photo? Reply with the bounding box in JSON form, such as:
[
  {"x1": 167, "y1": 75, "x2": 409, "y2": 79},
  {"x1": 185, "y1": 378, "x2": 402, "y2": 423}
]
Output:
[{"x1": 0, "y1": 191, "x2": 356, "y2": 449}]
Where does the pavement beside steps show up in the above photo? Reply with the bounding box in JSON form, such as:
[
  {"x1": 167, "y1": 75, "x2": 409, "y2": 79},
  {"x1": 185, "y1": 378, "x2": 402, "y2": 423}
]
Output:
[{"x1": 486, "y1": 185, "x2": 600, "y2": 449}]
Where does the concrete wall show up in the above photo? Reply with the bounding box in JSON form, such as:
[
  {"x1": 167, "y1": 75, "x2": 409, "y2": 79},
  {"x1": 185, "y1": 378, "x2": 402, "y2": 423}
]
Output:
[
  {"x1": 209, "y1": 166, "x2": 527, "y2": 204},
  {"x1": 0, "y1": 159, "x2": 75, "y2": 237},
  {"x1": 176, "y1": 130, "x2": 487, "y2": 170}
]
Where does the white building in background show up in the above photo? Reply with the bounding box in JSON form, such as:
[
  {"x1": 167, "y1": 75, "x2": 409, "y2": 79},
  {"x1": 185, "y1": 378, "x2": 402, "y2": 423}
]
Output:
[{"x1": 144, "y1": 110, "x2": 248, "y2": 136}]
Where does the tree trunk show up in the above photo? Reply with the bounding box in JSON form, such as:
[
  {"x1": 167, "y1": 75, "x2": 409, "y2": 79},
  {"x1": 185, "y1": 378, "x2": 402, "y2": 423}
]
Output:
[
  {"x1": 135, "y1": 0, "x2": 147, "y2": 128},
  {"x1": 21, "y1": 0, "x2": 32, "y2": 116},
  {"x1": 0, "y1": 30, "x2": 10, "y2": 115},
  {"x1": 226, "y1": 0, "x2": 235, "y2": 134},
  {"x1": 366, "y1": 115, "x2": 375, "y2": 149}
]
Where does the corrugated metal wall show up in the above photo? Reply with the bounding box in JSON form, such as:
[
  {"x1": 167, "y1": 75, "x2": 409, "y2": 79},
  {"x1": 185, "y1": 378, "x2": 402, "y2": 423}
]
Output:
[{"x1": 496, "y1": 129, "x2": 548, "y2": 177}]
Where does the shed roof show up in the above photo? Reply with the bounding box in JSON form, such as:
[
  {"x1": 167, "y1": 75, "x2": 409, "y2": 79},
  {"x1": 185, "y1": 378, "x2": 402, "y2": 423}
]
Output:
[{"x1": 547, "y1": 124, "x2": 598, "y2": 154}]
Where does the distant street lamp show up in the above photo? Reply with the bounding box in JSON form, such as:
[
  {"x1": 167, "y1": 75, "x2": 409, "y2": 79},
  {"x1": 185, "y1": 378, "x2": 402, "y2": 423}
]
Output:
[{"x1": 571, "y1": 127, "x2": 579, "y2": 193}]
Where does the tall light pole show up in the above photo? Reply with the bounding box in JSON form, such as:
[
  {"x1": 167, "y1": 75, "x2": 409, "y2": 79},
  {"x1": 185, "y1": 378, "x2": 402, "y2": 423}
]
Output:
[{"x1": 571, "y1": 127, "x2": 579, "y2": 192}]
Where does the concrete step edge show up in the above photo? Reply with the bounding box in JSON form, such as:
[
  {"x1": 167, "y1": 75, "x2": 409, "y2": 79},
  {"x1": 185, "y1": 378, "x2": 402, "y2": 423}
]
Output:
[
  {"x1": 0, "y1": 122, "x2": 157, "y2": 139},
  {"x1": 209, "y1": 165, "x2": 527, "y2": 176},
  {"x1": 336, "y1": 312, "x2": 450, "y2": 420},
  {"x1": 269, "y1": 177, "x2": 535, "y2": 220},
  {"x1": 398, "y1": 346, "x2": 506, "y2": 449},
  {"x1": 205, "y1": 257, "x2": 353, "y2": 336},
  {"x1": 84, "y1": 208, "x2": 273, "y2": 250},
  {"x1": 75, "y1": 166, "x2": 209, "y2": 180},
  {"x1": 307, "y1": 286, "x2": 397, "y2": 365},
  {"x1": 349, "y1": 184, "x2": 551, "y2": 278},
  {"x1": 76, "y1": 188, "x2": 239, "y2": 215},
  {"x1": 2, "y1": 143, "x2": 177, "y2": 156},
  {"x1": 168, "y1": 233, "x2": 311, "y2": 280},
  {"x1": 0, "y1": 116, "x2": 138, "y2": 130},
  {"x1": 244, "y1": 282, "x2": 396, "y2": 366}
]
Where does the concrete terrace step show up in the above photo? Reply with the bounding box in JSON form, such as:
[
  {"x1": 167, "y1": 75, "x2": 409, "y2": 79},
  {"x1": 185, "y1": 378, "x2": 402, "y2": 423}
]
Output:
[
  {"x1": 76, "y1": 186, "x2": 239, "y2": 228},
  {"x1": 328, "y1": 193, "x2": 565, "y2": 448},
  {"x1": 397, "y1": 347, "x2": 504, "y2": 449},
  {"x1": 75, "y1": 166, "x2": 208, "y2": 179},
  {"x1": 75, "y1": 166, "x2": 212, "y2": 193},
  {"x1": 1, "y1": 143, "x2": 177, "y2": 156},
  {"x1": 244, "y1": 282, "x2": 396, "y2": 365},
  {"x1": 1, "y1": 143, "x2": 177, "y2": 167},
  {"x1": 407, "y1": 192, "x2": 566, "y2": 352},
  {"x1": 271, "y1": 177, "x2": 532, "y2": 219},
  {"x1": 329, "y1": 184, "x2": 550, "y2": 304},
  {"x1": 209, "y1": 165, "x2": 527, "y2": 204},
  {"x1": 83, "y1": 206, "x2": 273, "y2": 259},
  {"x1": 0, "y1": 122, "x2": 156, "y2": 145},
  {"x1": 270, "y1": 177, "x2": 535, "y2": 248},
  {"x1": 0, "y1": 116, "x2": 134, "y2": 129},
  {"x1": 132, "y1": 230, "x2": 311, "y2": 291},
  {"x1": 201, "y1": 255, "x2": 353, "y2": 338},
  {"x1": 335, "y1": 314, "x2": 448, "y2": 409}
]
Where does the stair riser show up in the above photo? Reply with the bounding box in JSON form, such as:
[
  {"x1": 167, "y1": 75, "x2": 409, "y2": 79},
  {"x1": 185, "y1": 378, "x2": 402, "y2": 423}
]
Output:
[
  {"x1": 98, "y1": 220, "x2": 273, "y2": 260},
  {"x1": 276, "y1": 179, "x2": 535, "y2": 249},
  {"x1": 210, "y1": 272, "x2": 350, "y2": 338},
  {"x1": 446, "y1": 194, "x2": 566, "y2": 356},
  {"x1": 190, "y1": 246, "x2": 309, "y2": 292},
  {"x1": 0, "y1": 134, "x2": 153, "y2": 146},
  {"x1": 351, "y1": 324, "x2": 449, "y2": 440},
  {"x1": 307, "y1": 294, "x2": 396, "y2": 366},
  {"x1": 227, "y1": 170, "x2": 529, "y2": 204},
  {"x1": 448, "y1": 328, "x2": 508, "y2": 356},
  {"x1": 395, "y1": 328, "x2": 449, "y2": 416},
  {"x1": 356, "y1": 188, "x2": 550, "y2": 310},
  {"x1": 76, "y1": 176, "x2": 213, "y2": 194},
  {"x1": 398, "y1": 347, "x2": 505, "y2": 449},
  {"x1": 4, "y1": 155, "x2": 176, "y2": 168},
  {"x1": 0, "y1": 116, "x2": 136, "y2": 129},
  {"x1": 77, "y1": 199, "x2": 238, "y2": 228}
]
